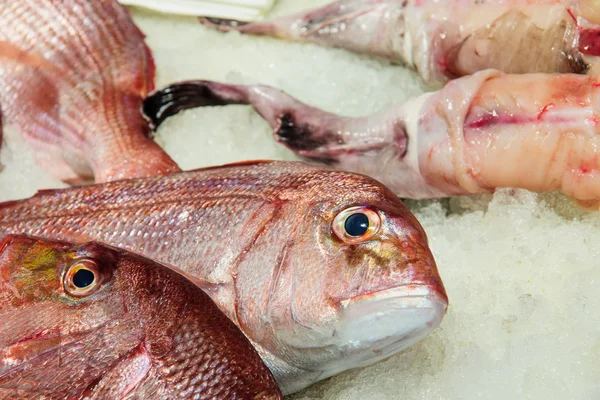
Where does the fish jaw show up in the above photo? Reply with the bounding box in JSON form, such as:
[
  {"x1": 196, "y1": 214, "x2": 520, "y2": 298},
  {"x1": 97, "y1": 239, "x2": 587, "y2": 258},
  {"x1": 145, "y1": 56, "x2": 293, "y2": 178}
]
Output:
[
  {"x1": 247, "y1": 285, "x2": 444, "y2": 388},
  {"x1": 329, "y1": 284, "x2": 447, "y2": 372},
  {"x1": 276, "y1": 254, "x2": 447, "y2": 370}
]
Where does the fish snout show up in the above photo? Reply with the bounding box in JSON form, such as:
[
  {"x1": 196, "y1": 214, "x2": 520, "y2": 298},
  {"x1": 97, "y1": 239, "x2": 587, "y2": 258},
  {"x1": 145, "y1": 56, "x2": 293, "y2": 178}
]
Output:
[
  {"x1": 382, "y1": 229, "x2": 448, "y2": 307},
  {"x1": 337, "y1": 235, "x2": 448, "y2": 350},
  {"x1": 325, "y1": 280, "x2": 448, "y2": 375},
  {"x1": 400, "y1": 257, "x2": 448, "y2": 307}
]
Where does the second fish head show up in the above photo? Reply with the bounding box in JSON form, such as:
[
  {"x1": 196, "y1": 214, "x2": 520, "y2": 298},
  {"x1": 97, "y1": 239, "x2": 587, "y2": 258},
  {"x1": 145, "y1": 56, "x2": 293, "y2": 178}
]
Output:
[{"x1": 232, "y1": 167, "x2": 449, "y2": 386}]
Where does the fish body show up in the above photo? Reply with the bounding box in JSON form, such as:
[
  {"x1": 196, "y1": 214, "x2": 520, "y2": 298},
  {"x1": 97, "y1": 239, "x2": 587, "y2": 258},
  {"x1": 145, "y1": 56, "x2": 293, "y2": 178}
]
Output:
[
  {"x1": 0, "y1": 234, "x2": 282, "y2": 399},
  {"x1": 0, "y1": 160, "x2": 448, "y2": 394},
  {"x1": 200, "y1": 0, "x2": 600, "y2": 85}
]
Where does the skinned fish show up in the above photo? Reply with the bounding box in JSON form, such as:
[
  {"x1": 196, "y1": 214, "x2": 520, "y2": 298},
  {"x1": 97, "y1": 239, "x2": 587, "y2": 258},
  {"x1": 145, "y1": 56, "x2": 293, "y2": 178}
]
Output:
[
  {"x1": 0, "y1": 234, "x2": 282, "y2": 399},
  {"x1": 0, "y1": 160, "x2": 448, "y2": 395},
  {"x1": 199, "y1": 0, "x2": 600, "y2": 85},
  {"x1": 144, "y1": 73, "x2": 600, "y2": 208}
]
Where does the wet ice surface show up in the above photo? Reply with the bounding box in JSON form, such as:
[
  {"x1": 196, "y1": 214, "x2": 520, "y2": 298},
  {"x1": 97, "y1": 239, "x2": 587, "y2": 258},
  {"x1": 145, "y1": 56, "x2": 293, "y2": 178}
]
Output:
[{"x1": 1, "y1": 0, "x2": 599, "y2": 398}]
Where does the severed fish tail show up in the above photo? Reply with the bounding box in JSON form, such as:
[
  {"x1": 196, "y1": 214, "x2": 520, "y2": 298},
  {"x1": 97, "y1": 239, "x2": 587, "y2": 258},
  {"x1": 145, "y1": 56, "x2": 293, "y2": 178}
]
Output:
[
  {"x1": 144, "y1": 80, "x2": 399, "y2": 166},
  {"x1": 199, "y1": 0, "x2": 403, "y2": 62}
]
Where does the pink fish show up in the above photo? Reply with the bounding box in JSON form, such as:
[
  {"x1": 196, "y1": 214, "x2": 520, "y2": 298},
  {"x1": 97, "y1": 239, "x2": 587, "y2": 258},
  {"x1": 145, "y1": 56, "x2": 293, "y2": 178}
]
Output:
[{"x1": 144, "y1": 70, "x2": 600, "y2": 208}]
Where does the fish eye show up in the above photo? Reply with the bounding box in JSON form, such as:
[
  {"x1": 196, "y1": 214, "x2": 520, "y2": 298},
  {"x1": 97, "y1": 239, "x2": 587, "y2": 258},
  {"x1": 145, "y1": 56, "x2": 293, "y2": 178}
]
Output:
[
  {"x1": 345, "y1": 213, "x2": 370, "y2": 237},
  {"x1": 64, "y1": 259, "x2": 102, "y2": 297},
  {"x1": 332, "y1": 206, "x2": 381, "y2": 244}
]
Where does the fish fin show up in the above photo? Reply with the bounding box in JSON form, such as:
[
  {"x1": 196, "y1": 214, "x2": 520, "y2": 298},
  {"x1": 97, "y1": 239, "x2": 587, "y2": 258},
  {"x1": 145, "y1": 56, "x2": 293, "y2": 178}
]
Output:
[
  {"x1": 143, "y1": 81, "x2": 248, "y2": 130},
  {"x1": 0, "y1": 42, "x2": 91, "y2": 182},
  {"x1": 199, "y1": 0, "x2": 398, "y2": 60},
  {"x1": 190, "y1": 159, "x2": 277, "y2": 173},
  {"x1": 0, "y1": 2, "x2": 180, "y2": 184},
  {"x1": 220, "y1": 159, "x2": 276, "y2": 167},
  {"x1": 0, "y1": 197, "x2": 21, "y2": 210},
  {"x1": 144, "y1": 80, "x2": 394, "y2": 165},
  {"x1": 80, "y1": 342, "x2": 152, "y2": 399},
  {"x1": 199, "y1": 16, "x2": 277, "y2": 36},
  {"x1": 0, "y1": 186, "x2": 80, "y2": 213},
  {"x1": 0, "y1": 199, "x2": 25, "y2": 210}
]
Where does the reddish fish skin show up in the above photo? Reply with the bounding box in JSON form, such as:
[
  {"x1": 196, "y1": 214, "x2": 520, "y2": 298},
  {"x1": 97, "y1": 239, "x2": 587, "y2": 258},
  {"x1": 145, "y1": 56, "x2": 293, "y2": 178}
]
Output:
[
  {"x1": 0, "y1": 234, "x2": 282, "y2": 399},
  {"x1": 0, "y1": 160, "x2": 447, "y2": 394},
  {"x1": 0, "y1": 0, "x2": 180, "y2": 183}
]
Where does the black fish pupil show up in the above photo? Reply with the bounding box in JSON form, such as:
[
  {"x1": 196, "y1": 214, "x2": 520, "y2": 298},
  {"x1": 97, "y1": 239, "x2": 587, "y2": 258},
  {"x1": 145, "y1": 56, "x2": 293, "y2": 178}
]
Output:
[
  {"x1": 344, "y1": 213, "x2": 370, "y2": 237},
  {"x1": 73, "y1": 269, "x2": 95, "y2": 288}
]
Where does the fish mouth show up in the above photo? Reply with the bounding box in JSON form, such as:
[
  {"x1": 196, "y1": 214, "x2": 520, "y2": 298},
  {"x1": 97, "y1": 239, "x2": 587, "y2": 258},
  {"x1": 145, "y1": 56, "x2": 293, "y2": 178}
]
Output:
[
  {"x1": 319, "y1": 284, "x2": 448, "y2": 378},
  {"x1": 341, "y1": 283, "x2": 448, "y2": 310}
]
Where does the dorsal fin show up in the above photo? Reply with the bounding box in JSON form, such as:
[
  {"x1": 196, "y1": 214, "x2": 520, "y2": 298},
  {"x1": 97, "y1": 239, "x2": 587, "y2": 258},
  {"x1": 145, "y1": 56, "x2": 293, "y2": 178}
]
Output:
[{"x1": 190, "y1": 160, "x2": 276, "y2": 173}]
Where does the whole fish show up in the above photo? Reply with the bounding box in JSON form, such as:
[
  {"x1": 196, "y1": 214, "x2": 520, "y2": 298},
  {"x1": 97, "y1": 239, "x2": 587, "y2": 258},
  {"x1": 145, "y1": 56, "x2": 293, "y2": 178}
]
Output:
[
  {"x1": 199, "y1": 0, "x2": 600, "y2": 85},
  {"x1": 0, "y1": 234, "x2": 282, "y2": 399},
  {"x1": 0, "y1": 160, "x2": 448, "y2": 395},
  {"x1": 144, "y1": 72, "x2": 600, "y2": 208}
]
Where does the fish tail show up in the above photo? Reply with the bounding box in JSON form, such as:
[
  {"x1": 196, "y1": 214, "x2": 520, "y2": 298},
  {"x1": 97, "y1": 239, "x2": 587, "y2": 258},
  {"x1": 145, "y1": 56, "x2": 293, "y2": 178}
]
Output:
[
  {"x1": 143, "y1": 80, "x2": 394, "y2": 166},
  {"x1": 199, "y1": 0, "x2": 400, "y2": 61},
  {"x1": 144, "y1": 80, "x2": 340, "y2": 148},
  {"x1": 0, "y1": 0, "x2": 180, "y2": 183},
  {"x1": 143, "y1": 81, "x2": 250, "y2": 130}
]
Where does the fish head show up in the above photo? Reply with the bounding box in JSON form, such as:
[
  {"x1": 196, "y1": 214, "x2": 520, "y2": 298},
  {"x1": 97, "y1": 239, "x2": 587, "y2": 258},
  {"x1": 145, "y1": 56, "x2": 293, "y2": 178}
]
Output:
[
  {"x1": 262, "y1": 171, "x2": 448, "y2": 380},
  {"x1": 0, "y1": 234, "x2": 185, "y2": 349},
  {"x1": 0, "y1": 234, "x2": 282, "y2": 398},
  {"x1": 0, "y1": 233, "x2": 121, "y2": 326},
  {"x1": 0, "y1": 234, "x2": 143, "y2": 393}
]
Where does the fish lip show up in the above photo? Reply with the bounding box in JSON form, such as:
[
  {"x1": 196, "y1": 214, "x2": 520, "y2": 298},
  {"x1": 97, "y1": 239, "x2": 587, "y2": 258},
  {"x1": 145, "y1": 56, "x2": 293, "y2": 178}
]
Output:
[
  {"x1": 307, "y1": 284, "x2": 448, "y2": 377},
  {"x1": 336, "y1": 284, "x2": 448, "y2": 348},
  {"x1": 335, "y1": 283, "x2": 448, "y2": 346},
  {"x1": 340, "y1": 283, "x2": 449, "y2": 311}
]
